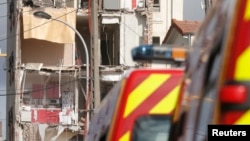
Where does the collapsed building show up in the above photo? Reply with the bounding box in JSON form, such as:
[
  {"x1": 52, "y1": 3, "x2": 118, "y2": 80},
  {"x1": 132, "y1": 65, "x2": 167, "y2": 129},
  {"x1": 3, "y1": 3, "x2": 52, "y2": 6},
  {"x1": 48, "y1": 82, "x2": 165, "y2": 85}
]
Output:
[{"x1": 6, "y1": 0, "x2": 183, "y2": 140}]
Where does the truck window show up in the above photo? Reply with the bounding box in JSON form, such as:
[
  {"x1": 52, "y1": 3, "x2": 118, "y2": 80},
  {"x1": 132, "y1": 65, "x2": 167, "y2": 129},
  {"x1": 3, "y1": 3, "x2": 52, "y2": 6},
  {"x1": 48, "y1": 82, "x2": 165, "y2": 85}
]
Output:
[{"x1": 131, "y1": 115, "x2": 171, "y2": 141}]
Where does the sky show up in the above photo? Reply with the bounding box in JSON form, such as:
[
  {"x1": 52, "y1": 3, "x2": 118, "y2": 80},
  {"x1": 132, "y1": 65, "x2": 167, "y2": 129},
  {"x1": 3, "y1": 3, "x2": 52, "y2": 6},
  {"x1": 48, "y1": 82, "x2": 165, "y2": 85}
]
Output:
[
  {"x1": 0, "y1": 0, "x2": 7, "y2": 53},
  {"x1": 184, "y1": 0, "x2": 205, "y2": 21},
  {"x1": 0, "y1": 0, "x2": 7, "y2": 140}
]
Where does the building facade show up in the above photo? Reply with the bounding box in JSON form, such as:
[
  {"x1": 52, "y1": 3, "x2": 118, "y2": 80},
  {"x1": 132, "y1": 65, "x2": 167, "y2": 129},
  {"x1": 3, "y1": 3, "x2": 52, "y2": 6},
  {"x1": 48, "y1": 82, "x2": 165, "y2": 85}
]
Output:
[
  {"x1": 7, "y1": 1, "x2": 87, "y2": 140},
  {"x1": 162, "y1": 19, "x2": 201, "y2": 47},
  {"x1": 152, "y1": 0, "x2": 183, "y2": 44},
  {"x1": 6, "y1": 0, "x2": 183, "y2": 140}
]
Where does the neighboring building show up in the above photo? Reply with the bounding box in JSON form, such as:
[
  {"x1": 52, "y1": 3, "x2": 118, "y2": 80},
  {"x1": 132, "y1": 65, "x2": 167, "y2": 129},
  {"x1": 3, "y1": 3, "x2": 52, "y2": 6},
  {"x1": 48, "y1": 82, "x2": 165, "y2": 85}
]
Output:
[
  {"x1": 153, "y1": 19, "x2": 201, "y2": 69},
  {"x1": 6, "y1": 0, "x2": 184, "y2": 140},
  {"x1": 162, "y1": 19, "x2": 201, "y2": 47},
  {"x1": 152, "y1": 0, "x2": 183, "y2": 45}
]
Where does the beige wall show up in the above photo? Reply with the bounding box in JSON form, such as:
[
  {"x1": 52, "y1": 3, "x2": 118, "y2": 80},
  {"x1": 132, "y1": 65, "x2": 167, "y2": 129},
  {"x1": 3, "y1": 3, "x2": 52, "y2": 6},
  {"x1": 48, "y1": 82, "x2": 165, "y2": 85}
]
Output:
[{"x1": 21, "y1": 39, "x2": 74, "y2": 66}]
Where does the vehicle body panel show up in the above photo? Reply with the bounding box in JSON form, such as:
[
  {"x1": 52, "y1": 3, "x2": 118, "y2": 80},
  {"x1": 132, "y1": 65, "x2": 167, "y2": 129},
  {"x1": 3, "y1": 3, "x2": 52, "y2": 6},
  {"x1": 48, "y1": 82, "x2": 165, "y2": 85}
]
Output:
[
  {"x1": 172, "y1": 1, "x2": 250, "y2": 141},
  {"x1": 86, "y1": 68, "x2": 183, "y2": 141}
]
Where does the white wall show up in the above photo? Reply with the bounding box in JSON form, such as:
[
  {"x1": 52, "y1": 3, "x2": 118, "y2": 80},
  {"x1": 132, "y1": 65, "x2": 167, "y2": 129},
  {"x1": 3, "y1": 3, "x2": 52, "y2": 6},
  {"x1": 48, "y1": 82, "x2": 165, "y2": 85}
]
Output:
[
  {"x1": 121, "y1": 0, "x2": 131, "y2": 9},
  {"x1": 153, "y1": 0, "x2": 183, "y2": 44},
  {"x1": 152, "y1": 0, "x2": 167, "y2": 43},
  {"x1": 191, "y1": 35, "x2": 196, "y2": 46},
  {"x1": 120, "y1": 13, "x2": 145, "y2": 66},
  {"x1": 172, "y1": 0, "x2": 183, "y2": 20},
  {"x1": 121, "y1": 0, "x2": 138, "y2": 9}
]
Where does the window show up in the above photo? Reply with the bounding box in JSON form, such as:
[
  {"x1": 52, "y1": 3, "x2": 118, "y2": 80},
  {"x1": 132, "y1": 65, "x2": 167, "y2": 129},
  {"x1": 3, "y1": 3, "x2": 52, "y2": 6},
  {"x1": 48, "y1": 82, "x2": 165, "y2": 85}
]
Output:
[
  {"x1": 132, "y1": 115, "x2": 172, "y2": 141},
  {"x1": 153, "y1": 0, "x2": 160, "y2": 6},
  {"x1": 80, "y1": 0, "x2": 89, "y2": 8},
  {"x1": 153, "y1": 0, "x2": 160, "y2": 11},
  {"x1": 152, "y1": 36, "x2": 160, "y2": 45}
]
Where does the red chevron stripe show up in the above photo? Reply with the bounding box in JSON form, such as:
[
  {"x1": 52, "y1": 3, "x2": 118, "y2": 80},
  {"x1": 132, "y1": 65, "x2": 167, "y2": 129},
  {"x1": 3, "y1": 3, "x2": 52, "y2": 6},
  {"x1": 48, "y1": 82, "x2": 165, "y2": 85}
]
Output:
[
  {"x1": 117, "y1": 74, "x2": 182, "y2": 138},
  {"x1": 227, "y1": 0, "x2": 250, "y2": 79},
  {"x1": 220, "y1": 111, "x2": 245, "y2": 124}
]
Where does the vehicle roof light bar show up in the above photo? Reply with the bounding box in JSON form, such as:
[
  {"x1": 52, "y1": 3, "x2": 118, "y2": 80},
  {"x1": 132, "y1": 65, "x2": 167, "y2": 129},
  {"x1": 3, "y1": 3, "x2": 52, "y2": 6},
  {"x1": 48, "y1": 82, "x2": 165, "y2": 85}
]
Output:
[{"x1": 131, "y1": 44, "x2": 188, "y2": 62}]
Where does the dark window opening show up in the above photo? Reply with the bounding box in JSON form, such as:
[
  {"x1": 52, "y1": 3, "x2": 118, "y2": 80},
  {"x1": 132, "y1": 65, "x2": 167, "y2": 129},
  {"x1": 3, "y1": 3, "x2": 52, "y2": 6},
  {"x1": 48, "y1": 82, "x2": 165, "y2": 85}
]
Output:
[
  {"x1": 80, "y1": 0, "x2": 89, "y2": 9},
  {"x1": 101, "y1": 40, "x2": 111, "y2": 65},
  {"x1": 100, "y1": 24, "x2": 120, "y2": 66},
  {"x1": 132, "y1": 115, "x2": 172, "y2": 141},
  {"x1": 153, "y1": 0, "x2": 160, "y2": 6},
  {"x1": 153, "y1": 37, "x2": 160, "y2": 45}
]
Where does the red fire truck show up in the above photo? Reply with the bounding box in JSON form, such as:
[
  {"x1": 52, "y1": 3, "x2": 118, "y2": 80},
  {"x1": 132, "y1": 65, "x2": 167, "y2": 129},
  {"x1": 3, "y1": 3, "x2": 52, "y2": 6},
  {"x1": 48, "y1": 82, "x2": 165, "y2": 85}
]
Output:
[
  {"x1": 170, "y1": 0, "x2": 250, "y2": 141},
  {"x1": 85, "y1": 45, "x2": 187, "y2": 141}
]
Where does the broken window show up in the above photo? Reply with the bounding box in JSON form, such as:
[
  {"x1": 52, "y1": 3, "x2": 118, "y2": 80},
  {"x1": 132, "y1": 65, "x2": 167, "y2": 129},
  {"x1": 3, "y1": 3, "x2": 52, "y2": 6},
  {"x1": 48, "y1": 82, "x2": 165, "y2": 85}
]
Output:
[
  {"x1": 153, "y1": 0, "x2": 160, "y2": 11},
  {"x1": 152, "y1": 36, "x2": 160, "y2": 45}
]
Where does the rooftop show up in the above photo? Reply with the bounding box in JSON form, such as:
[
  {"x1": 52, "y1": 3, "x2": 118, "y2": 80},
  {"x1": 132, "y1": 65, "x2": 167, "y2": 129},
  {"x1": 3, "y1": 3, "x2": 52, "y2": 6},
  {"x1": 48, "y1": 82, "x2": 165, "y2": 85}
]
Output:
[
  {"x1": 172, "y1": 19, "x2": 201, "y2": 35},
  {"x1": 162, "y1": 19, "x2": 201, "y2": 44}
]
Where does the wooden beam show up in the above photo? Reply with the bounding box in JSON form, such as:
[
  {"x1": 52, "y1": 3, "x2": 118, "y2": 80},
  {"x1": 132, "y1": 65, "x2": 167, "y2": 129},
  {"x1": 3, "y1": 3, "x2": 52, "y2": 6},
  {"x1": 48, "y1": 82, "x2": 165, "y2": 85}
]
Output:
[{"x1": 0, "y1": 53, "x2": 6, "y2": 57}]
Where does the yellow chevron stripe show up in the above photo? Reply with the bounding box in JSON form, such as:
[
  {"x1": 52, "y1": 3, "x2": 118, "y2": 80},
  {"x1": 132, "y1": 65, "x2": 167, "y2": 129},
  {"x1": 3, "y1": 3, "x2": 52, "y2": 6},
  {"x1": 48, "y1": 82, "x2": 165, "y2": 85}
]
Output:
[
  {"x1": 119, "y1": 131, "x2": 130, "y2": 141},
  {"x1": 150, "y1": 85, "x2": 181, "y2": 114},
  {"x1": 123, "y1": 74, "x2": 170, "y2": 118},
  {"x1": 235, "y1": 110, "x2": 250, "y2": 124},
  {"x1": 244, "y1": 0, "x2": 250, "y2": 20},
  {"x1": 235, "y1": 47, "x2": 250, "y2": 80}
]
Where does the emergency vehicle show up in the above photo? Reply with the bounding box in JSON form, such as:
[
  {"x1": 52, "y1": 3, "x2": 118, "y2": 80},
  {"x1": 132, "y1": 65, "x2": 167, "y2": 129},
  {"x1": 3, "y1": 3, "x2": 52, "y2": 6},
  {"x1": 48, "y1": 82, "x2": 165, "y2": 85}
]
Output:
[
  {"x1": 85, "y1": 45, "x2": 187, "y2": 141},
  {"x1": 169, "y1": 0, "x2": 250, "y2": 141}
]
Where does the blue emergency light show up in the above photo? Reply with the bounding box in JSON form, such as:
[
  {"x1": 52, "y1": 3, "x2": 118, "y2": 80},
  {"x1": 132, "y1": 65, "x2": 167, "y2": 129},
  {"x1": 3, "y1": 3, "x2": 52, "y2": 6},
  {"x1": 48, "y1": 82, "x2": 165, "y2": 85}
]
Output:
[{"x1": 131, "y1": 44, "x2": 188, "y2": 62}]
